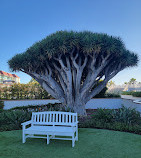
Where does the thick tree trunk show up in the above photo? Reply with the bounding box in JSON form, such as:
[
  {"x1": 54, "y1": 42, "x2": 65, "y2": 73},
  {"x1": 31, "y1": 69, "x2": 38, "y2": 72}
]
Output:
[
  {"x1": 67, "y1": 99, "x2": 86, "y2": 115},
  {"x1": 73, "y1": 103, "x2": 86, "y2": 115}
]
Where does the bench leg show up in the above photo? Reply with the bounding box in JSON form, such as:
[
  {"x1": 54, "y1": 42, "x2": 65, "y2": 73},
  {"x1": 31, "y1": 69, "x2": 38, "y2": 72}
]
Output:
[
  {"x1": 72, "y1": 135, "x2": 75, "y2": 147},
  {"x1": 22, "y1": 131, "x2": 26, "y2": 143},
  {"x1": 76, "y1": 130, "x2": 78, "y2": 141},
  {"x1": 47, "y1": 135, "x2": 49, "y2": 145}
]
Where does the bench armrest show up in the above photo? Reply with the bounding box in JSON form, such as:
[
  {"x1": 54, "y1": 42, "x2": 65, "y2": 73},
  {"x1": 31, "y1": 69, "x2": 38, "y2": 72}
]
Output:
[
  {"x1": 71, "y1": 121, "x2": 79, "y2": 127},
  {"x1": 21, "y1": 120, "x2": 32, "y2": 126}
]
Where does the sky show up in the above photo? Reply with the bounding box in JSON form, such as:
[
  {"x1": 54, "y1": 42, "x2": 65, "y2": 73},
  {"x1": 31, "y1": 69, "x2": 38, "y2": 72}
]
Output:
[{"x1": 0, "y1": 0, "x2": 141, "y2": 85}]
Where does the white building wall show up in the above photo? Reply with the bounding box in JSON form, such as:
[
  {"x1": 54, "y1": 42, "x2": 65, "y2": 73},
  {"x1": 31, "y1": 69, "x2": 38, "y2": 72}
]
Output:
[
  {"x1": 3, "y1": 99, "x2": 60, "y2": 110},
  {"x1": 3, "y1": 98, "x2": 122, "y2": 110}
]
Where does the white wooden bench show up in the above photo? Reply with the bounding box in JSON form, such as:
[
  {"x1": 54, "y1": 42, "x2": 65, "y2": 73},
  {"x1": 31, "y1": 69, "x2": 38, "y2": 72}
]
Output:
[{"x1": 21, "y1": 111, "x2": 78, "y2": 147}]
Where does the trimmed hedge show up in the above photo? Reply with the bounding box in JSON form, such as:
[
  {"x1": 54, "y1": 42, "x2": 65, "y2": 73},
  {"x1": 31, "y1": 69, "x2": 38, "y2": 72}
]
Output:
[
  {"x1": 10, "y1": 103, "x2": 73, "y2": 112},
  {"x1": 79, "y1": 119, "x2": 141, "y2": 135},
  {"x1": 121, "y1": 91, "x2": 134, "y2": 95},
  {"x1": 132, "y1": 92, "x2": 141, "y2": 97},
  {"x1": 122, "y1": 91, "x2": 141, "y2": 97},
  {"x1": 104, "y1": 93, "x2": 120, "y2": 98}
]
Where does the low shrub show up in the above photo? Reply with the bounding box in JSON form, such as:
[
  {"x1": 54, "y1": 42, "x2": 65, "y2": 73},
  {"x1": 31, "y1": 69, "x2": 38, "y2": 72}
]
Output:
[
  {"x1": 0, "y1": 101, "x2": 4, "y2": 112},
  {"x1": 79, "y1": 117, "x2": 141, "y2": 134},
  {"x1": 122, "y1": 91, "x2": 141, "y2": 97},
  {"x1": 10, "y1": 103, "x2": 73, "y2": 112},
  {"x1": 80, "y1": 106, "x2": 141, "y2": 134},
  {"x1": 91, "y1": 106, "x2": 141, "y2": 125},
  {"x1": 94, "y1": 87, "x2": 108, "y2": 98},
  {"x1": 0, "y1": 103, "x2": 73, "y2": 131},
  {"x1": 0, "y1": 110, "x2": 32, "y2": 131},
  {"x1": 132, "y1": 92, "x2": 141, "y2": 97},
  {"x1": 91, "y1": 108, "x2": 113, "y2": 123},
  {"x1": 94, "y1": 90, "x2": 121, "y2": 98},
  {"x1": 112, "y1": 105, "x2": 141, "y2": 125},
  {"x1": 121, "y1": 91, "x2": 134, "y2": 95},
  {"x1": 105, "y1": 93, "x2": 121, "y2": 98}
]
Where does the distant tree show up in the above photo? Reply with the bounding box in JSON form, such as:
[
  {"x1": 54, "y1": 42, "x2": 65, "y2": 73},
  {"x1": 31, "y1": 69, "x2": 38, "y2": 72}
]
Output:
[
  {"x1": 2, "y1": 87, "x2": 10, "y2": 99},
  {"x1": 129, "y1": 78, "x2": 136, "y2": 85},
  {"x1": 29, "y1": 78, "x2": 38, "y2": 83},
  {"x1": 8, "y1": 31, "x2": 138, "y2": 115},
  {"x1": 28, "y1": 78, "x2": 51, "y2": 99},
  {"x1": 9, "y1": 83, "x2": 21, "y2": 99},
  {"x1": 107, "y1": 80, "x2": 115, "y2": 87}
]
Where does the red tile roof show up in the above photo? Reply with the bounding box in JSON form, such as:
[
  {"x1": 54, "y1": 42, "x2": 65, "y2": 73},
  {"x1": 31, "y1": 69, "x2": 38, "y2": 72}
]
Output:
[
  {"x1": 0, "y1": 70, "x2": 20, "y2": 78},
  {"x1": 12, "y1": 74, "x2": 19, "y2": 78}
]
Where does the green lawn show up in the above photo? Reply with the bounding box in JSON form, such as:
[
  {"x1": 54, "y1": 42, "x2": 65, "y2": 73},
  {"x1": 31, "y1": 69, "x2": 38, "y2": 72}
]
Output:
[{"x1": 0, "y1": 128, "x2": 141, "y2": 158}]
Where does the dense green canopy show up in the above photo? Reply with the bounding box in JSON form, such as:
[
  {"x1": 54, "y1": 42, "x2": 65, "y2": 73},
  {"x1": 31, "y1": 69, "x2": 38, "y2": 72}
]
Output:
[{"x1": 8, "y1": 31, "x2": 138, "y2": 72}]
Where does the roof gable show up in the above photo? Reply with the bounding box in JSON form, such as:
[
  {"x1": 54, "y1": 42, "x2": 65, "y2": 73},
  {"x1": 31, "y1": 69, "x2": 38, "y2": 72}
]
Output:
[{"x1": 0, "y1": 70, "x2": 20, "y2": 78}]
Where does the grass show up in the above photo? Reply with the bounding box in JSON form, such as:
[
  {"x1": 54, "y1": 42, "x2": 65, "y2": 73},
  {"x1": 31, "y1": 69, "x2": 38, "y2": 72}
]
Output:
[{"x1": 0, "y1": 128, "x2": 141, "y2": 158}]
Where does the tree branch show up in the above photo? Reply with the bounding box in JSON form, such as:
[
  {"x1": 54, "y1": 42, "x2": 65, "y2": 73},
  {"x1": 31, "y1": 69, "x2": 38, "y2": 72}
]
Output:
[
  {"x1": 20, "y1": 68, "x2": 66, "y2": 103},
  {"x1": 80, "y1": 53, "x2": 112, "y2": 98},
  {"x1": 55, "y1": 55, "x2": 73, "y2": 105},
  {"x1": 84, "y1": 63, "x2": 122, "y2": 103}
]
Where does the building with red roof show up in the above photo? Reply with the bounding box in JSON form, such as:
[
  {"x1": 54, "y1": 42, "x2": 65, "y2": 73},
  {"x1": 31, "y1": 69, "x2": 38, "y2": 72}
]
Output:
[{"x1": 0, "y1": 70, "x2": 20, "y2": 85}]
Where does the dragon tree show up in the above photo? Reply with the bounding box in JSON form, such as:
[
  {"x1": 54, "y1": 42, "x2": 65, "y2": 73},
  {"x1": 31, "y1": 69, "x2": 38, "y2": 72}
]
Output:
[{"x1": 8, "y1": 31, "x2": 138, "y2": 115}]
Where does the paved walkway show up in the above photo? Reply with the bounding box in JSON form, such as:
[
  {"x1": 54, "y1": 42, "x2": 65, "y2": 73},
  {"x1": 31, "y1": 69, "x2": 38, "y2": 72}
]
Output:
[{"x1": 121, "y1": 95, "x2": 141, "y2": 113}]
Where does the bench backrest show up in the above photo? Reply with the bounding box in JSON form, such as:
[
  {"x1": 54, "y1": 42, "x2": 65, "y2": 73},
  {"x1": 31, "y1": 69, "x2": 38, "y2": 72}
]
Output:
[{"x1": 31, "y1": 111, "x2": 78, "y2": 126}]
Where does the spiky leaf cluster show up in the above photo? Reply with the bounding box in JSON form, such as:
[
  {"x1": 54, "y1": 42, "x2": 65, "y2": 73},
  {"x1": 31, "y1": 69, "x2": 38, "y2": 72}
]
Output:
[{"x1": 8, "y1": 31, "x2": 138, "y2": 72}]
